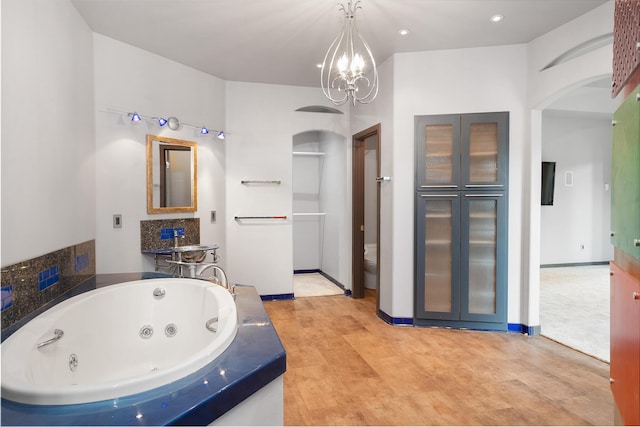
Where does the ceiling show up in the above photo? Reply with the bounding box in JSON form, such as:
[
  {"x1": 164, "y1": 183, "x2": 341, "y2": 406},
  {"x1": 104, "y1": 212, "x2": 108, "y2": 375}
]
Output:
[{"x1": 71, "y1": 0, "x2": 609, "y2": 88}]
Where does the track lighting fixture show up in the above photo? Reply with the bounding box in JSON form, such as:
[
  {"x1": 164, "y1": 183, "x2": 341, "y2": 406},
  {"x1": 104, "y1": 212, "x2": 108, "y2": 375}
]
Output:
[{"x1": 106, "y1": 108, "x2": 226, "y2": 140}]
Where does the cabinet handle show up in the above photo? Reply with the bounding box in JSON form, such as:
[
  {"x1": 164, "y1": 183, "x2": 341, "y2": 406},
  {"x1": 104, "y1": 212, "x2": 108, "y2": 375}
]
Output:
[
  {"x1": 420, "y1": 185, "x2": 458, "y2": 188},
  {"x1": 465, "y1": 184, "x2": 504, "y2": 188},
  {"x1": 609, "y1": 378, "x2": 614, "y2": 384},
  {"x1": 465, "y1": 194, "x2": 503, "y2": 197},
  {"x1": 420, "y1": 194, "x2": 458, "y2": 198},
  {"x1": 633, "y1": 292, "x2": 640, "y2": 301}
]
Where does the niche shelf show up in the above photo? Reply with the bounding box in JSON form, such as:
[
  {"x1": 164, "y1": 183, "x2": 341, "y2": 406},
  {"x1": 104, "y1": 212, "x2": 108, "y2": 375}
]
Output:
[
  {"x1": 240, "y1": 180, "x2": 281, "y2": 185},
  {"x1": 293, "y1": 151, "x2": 325, "y2": 157}
]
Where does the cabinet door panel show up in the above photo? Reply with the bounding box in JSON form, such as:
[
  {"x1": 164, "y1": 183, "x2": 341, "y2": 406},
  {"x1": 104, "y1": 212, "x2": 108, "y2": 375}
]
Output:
[
  {"x1": 611, "y1": 84, "x2": 640, "y2": 259},
  {"x1": 415, "y1": 115, "x2": 461, "y2": 190},
  {"x1": 461, "y1": 194, "x2": 507, "y2": 322},
  {"x1": 415, "y1": 194, "x2": 460, "y2": 319},
  {"x1": 462, "y1": 113, "x2": 508, "y2": 189},
  {"x1": 610, "y1": 262, "x2": 640, "y2": 426}
]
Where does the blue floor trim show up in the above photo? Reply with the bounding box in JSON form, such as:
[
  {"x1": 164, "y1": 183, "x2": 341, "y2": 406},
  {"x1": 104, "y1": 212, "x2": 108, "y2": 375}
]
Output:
[
  {"x1": 377, "y1": 310, "x2": 413, "y2": 326},
  {"x1": 508, "y1": 323, "x2": 541, "y2": 336},
  {"x1": 260, "y1": 293, "x2": 295, "y2": 302},
  {"x1": 540, "y1": 261, "x2": 609, "y2": 268}
]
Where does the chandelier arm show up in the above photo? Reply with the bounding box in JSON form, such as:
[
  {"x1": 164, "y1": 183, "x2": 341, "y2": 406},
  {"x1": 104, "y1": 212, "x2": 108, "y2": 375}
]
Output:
[
  {"x1": 351, "y1": 21, "x2": 378, "y2": 102},
  {"x1": 321, "y1": 17, "x2": 350, "y2": 105}
]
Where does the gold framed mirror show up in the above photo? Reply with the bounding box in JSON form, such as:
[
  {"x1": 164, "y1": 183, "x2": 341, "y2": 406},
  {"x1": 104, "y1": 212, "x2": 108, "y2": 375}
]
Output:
[{"x1": 146, "y1": 134, "x2": 197, "y2": 213}]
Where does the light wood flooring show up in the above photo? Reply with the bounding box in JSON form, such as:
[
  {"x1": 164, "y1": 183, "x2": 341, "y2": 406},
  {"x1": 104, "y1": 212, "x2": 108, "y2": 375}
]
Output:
[{"x1": 263, "y1": 290, "x2": 613, "y2": 426}]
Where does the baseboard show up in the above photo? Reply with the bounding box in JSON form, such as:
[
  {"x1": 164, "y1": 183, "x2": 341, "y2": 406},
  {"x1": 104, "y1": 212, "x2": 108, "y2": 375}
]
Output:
[
  {"x1": 377, "y1": 309, "x2": 413, "y2": 326},
  {"x1": 260, "y1": 293, "x2": 295, "y2": 302},
  {"x1": 540, "y1": 261, "x2": 610, "y2": 268},
  {"x1": 293, "y1": 269, "x2": 321, "y2": 274},
  {"x1": 508, "y1": 323, "x2": 541, "y2": 336}
]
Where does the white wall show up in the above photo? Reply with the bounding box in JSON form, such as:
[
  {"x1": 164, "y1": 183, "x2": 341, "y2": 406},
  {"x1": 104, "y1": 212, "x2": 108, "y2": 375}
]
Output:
[
  {"x1": 540, "y1": 111, "x2": 613, "y2": 264},
  {"x1": 93, "y1": 34, "x2": 226, "y2": 273},
  {"x1": 1, "y1": 0, "x2": 95, "y2": 266},
  {"x1": 319, "y1": 130, "x2": 349, "y2": 285},
  {"x1": 225, "y1": 81, "x2": 350, "y2": 296},
  {"x1": 350, "y1": 57, "x2": 394, "y2": 315}
]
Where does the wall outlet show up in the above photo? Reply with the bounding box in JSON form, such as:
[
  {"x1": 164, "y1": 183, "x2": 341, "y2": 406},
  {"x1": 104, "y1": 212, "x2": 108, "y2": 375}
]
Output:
[
  {"x1": 113, "y1": 214, "x2": 122, "y2": 228},
  {"x1": 211, "y1": 210, "x2": 216, "y2": 223}
]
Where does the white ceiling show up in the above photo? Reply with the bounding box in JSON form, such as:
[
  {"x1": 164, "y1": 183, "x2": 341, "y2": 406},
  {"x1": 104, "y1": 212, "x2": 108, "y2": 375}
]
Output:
[{"x1": 71, "y1": 0, "x2": 609, "y2": 88}]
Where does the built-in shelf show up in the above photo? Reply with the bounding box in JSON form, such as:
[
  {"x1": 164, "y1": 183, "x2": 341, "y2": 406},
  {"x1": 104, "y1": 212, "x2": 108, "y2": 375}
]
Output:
[
  {"x1": 293, "y1": 212, "x2": 326, "y2": 217},
  {"x1": 293, "y1": 151, "x2": 325, "y2": 157}
]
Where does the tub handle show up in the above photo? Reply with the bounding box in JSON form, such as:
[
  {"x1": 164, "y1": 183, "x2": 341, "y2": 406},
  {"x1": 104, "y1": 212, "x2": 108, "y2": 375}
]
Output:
[
  {"x1": 205, "y1": 317, "x2": 218, "y2": 333},
  {"x1": 37, "y1": 329, "x2": 64, "y2": 349}
]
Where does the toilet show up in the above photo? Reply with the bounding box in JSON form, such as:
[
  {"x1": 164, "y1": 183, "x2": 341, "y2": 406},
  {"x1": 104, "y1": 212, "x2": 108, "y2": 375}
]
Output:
[{"x1": 364, "y1": 243, "x2": 377, "y2": 289}]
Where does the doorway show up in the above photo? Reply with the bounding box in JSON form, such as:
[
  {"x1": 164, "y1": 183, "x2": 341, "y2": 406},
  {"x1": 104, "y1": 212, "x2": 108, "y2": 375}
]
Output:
[
  {"x1": 538, "y1": 76, "x2": 614, "y2": 361},
  {"x1": 352, "y1": 124, "x2": 381, "y2": 308},
  {"x1": 292, "y1": 130, "x2": 348, "y2": 297}
]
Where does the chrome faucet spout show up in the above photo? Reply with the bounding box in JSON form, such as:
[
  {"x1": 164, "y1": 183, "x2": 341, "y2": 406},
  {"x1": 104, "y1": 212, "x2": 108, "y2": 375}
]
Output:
[
  {"x1": 173, "y1": 229, "x2": 184, "y2": 248},
  {"x1": 197, "y1": 264, "x2": 234, "y2": 296}
]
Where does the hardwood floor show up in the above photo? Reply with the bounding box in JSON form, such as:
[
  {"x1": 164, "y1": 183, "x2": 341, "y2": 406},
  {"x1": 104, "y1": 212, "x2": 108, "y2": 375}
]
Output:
[{"x1": 263, "y1": 290, "x2": 613, "y2": 426}]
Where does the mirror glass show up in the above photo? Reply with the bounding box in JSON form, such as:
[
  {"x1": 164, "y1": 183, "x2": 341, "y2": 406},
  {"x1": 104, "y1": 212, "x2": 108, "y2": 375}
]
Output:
[{"x1": 146, "y1": 134, "x2": 197, "y2": 213}]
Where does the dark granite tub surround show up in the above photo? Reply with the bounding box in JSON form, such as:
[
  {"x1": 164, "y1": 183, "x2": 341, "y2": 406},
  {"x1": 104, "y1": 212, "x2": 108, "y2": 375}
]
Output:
[
  {"x1": 1, "y1": 240, "x2": 96, "y2": 331},
  {"x1": 140, "y1": 218, "x2": 200, "y2": 251},
  {"x1": 1, "y1": 280, "x2": 286, "y2": 426}
]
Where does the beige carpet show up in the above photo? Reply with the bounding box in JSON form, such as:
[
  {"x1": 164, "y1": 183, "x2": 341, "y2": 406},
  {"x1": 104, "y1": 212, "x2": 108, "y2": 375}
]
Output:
[
  {"x1": 293, "y1": 273, "x2": 343, "y2": 297},
  {"x1": 539, "y1": 265, "x2": 610, "y2": 362}
]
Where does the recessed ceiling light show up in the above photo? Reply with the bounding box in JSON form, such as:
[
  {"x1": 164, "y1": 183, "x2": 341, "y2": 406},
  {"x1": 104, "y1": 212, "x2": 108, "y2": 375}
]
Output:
[
  {"x1": 490, "y1": 14, "x2": 504, "y2": 23},
  {"x1": 399, "y1": 29, "x2": 410, "y2": 36},
  {"x1": 316, "y1": 63, "x2": 322, "y2": 69}
]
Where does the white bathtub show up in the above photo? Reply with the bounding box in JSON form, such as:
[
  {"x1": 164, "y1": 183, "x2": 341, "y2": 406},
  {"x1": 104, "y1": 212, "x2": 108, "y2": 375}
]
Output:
[{"x1": 1, "y1": 278, "x2": 238, "y2": 406}]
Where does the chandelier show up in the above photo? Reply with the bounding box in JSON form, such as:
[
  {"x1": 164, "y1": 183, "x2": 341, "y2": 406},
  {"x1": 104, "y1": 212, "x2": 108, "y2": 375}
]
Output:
[{"x1": 320, "y1": 1, "x2": 378, "y2": 106}]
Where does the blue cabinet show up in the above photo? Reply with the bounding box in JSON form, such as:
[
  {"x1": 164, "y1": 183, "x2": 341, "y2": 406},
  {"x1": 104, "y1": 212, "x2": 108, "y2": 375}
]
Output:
[{"x1": 414, "y1": 113, "x2": 508, "y2": 330}]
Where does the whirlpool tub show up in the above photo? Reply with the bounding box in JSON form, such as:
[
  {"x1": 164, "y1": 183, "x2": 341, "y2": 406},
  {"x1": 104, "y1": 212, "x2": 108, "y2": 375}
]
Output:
[{"x1": 1, "y1": 278, "x2": 238, "y2": 406}]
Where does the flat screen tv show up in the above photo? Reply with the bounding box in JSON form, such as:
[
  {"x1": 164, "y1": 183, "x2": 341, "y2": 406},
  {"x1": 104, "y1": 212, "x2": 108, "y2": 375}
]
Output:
[{"x1": 541, "y1": 161, "x2": 556, "y2": 206}]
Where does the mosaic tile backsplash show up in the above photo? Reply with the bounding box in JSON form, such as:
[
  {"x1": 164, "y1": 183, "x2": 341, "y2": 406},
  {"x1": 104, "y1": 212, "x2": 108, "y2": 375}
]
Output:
[
  {"x1": 1, "y1": 240, "x2": 96, "y2": 331},
  {"x1": 140, "y1": 218, "x2": 200, "y2": 251}
]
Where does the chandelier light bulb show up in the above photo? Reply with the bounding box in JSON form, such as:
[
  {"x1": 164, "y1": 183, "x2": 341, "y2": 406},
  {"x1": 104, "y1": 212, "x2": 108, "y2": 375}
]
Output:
[{"x1": 320, "y1": 0, "x2": 378, "y2": 106}]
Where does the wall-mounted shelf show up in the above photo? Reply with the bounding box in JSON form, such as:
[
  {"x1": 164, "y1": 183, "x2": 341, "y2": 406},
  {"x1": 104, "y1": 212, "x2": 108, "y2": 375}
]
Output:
[
  {"x1": 293, "y1": 151, "x2": 325, "y2": 157},
  {"x1": 234, "y1": 215, "x2": 287, "y2": 220},
  {"x1": 241, "y1": 180, "x2": 282, "y2": 185}
]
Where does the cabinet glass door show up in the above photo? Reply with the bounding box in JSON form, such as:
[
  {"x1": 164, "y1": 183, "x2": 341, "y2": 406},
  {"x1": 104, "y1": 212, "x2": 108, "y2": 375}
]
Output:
[
  {"x1": 415, "y1": 115, "x2": 461, "y2": 190},
  {"x1": 461, "y1": 194, "x2": 507, "y2": 322},
  {"x1": 415, "y1": 194, "x2": 460, "y2": 319},
  {"x1": 462, "y1": 113, "x2": 508, "y2": 189}
]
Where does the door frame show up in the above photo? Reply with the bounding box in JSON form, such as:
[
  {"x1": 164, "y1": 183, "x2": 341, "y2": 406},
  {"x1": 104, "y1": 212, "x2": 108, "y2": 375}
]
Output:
[{"x1": 352, "y1": 124, "x2": 381, "y2": 304}]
